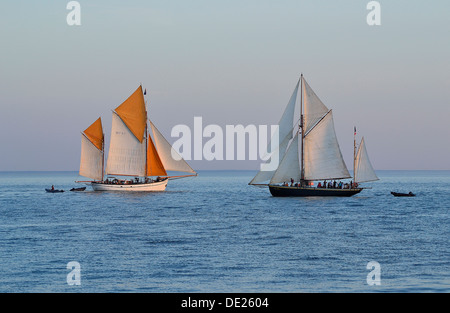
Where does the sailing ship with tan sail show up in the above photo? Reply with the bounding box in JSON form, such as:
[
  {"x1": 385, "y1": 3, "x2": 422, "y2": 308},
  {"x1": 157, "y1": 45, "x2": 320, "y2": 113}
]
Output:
[
  {"x1": 249, "y1": 74, "x2": 378, "y2": 197},
  {"x1": 78, "y1": 86, "x2": 196, "y2": 191}
]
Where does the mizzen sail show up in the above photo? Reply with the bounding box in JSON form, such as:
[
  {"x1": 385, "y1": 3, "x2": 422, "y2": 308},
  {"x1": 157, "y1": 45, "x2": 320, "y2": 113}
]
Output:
[{"x1": 354, "y1": 137, "x2": 379, "y2": 183}]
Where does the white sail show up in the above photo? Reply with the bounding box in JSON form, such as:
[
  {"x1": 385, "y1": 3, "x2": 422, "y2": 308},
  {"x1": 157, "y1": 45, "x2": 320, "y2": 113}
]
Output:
[
  {"x1": 355, "y1": 137, "x2": 379, "y2": 183},
  {"x1": 249, "y1": 80, "x2": 299, "y2": 185},
  {"x1": 150, "y1": 121, "x2": 196, "y2": 174},
  {"x1": 278, "y1": 79, "x2": 299, "y2": 146},
  {"x1": 79, "y1": 135, "x2": 103, "y2": 181},
  {"x1": 270, "y1": 133, "x2": 302, "y2": 184},
  {"x1": 303, "y1": 78, "x2": 329, "y2": 134},
  {"x1": 249, "y1": 131, "x2": 292, "y2": 184},
  {"x1": 105, "y1": 112, "x2": 146, "y2": 176},
  {"x1": 303, "y1": 111, "x2": 351, "y2": 181}
]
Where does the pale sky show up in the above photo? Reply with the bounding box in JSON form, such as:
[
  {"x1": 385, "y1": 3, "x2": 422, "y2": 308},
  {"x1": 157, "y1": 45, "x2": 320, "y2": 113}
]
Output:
[{"x1": 0, "y1": 0, "x2": 449, "y2": 171}]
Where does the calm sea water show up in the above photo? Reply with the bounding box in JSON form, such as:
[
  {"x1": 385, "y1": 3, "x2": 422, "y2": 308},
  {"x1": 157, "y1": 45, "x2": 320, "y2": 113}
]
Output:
[{"x1": 0, "y1": 170, "x2": 449, "y2": 293}]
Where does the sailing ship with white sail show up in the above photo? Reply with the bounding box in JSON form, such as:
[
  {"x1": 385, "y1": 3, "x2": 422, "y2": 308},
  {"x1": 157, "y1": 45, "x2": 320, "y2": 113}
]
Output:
[
  {"x1": 78, "y1": 86, "x2": 196, "y2": 191},
  {"x1": 249, "y1": 75, "x2": 378, "y2": 197}
]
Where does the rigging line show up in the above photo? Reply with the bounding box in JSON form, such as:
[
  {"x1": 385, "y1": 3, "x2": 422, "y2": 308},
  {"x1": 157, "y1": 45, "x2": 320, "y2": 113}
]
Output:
[
  {"x1": 303, "y1": 110, "x2": 332, "y2": 138},
  {"x1": 166, "y1": 174, "x2": 198, "y2": 180}
]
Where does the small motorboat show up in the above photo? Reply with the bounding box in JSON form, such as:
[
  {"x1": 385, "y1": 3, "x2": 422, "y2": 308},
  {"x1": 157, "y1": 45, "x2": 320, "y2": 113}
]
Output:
[
  {"x1": 46, "y1": 188, "x2": 64, "y2": 193},
  {"x1": 70, "y1": 187, "x2": 86, "y2": 192},
  {"x1": 391, "y1": 192, "x2": 415, "y2": 197}
]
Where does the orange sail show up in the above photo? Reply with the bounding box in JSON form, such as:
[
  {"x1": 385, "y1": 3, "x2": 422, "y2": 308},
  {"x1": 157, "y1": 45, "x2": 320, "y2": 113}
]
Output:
[
  {"x1": 115, "y1": 86, "x2": 147, "y2": 143},
  {"x1": 147, "y1": 134, "x2": 167, "y2": 176},
  {"x1": 83, "y1": 117, "x2": 104, "y2": 151}
]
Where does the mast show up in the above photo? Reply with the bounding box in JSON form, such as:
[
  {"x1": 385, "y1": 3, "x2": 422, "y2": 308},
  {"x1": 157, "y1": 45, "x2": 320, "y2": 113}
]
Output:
[
  {"x1": 353, "y1": 126, "x2": 356, "y2": 186},
  {"x1": 144, "y1": 85, "x2": 148, "y2": 179},
  {"x1": 300, "y1": 74, "x2": 305, "y2": 183},
  {"x1": 145, "y1": 123, "x2": 148, "y2": 179},
  {"x1": 101, "y1": 133, "x2": 105, "y2": 181}
]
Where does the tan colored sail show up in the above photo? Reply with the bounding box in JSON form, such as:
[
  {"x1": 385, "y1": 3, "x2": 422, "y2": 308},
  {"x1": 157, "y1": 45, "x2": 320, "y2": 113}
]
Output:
[
  {"x1": 80, "y1": 135, "x2": 103, "y2": 180},
  {"x1": 79, "y1": 118, "x2": 104, "y2": 181},
  {"x1": 105, "y1": 112, "x2": 146, "y2": 176},
  {"x1": 115, "y1": 86, "x2": 147, "y2": 143},
  {"x1": 147, "y1": 134, "x2": 167, "y2": 176}
]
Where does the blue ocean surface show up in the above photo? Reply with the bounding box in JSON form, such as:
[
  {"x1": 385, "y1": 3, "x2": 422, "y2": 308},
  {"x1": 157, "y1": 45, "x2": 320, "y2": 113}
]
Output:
[{"x1": 0, "y1": 170, "x2": 449, "y2": 293}]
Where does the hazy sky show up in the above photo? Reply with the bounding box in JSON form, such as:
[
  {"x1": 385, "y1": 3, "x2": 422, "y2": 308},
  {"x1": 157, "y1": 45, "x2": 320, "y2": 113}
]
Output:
[{"x1": 1, "y1": 0, "x2": 449, "y2": 171}]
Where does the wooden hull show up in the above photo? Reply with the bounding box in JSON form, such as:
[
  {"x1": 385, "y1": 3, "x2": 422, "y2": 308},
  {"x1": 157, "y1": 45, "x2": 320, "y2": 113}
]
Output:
[
  {"x1": 269, "y1": 185, "x2": 363, "y2": 197},
  {"x1": 91, "y1": 179, "x2": 168, "y2": 192}
]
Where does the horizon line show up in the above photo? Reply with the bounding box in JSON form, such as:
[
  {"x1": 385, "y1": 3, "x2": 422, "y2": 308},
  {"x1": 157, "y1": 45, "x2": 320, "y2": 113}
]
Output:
[{"x1": 1, "y1": 169, "x2": 450, "y2": 173}]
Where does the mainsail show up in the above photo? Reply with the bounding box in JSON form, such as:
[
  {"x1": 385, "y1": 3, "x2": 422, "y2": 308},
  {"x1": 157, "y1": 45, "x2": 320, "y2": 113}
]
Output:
[
  {"x1": 249, "y1": 75, "x2": 351, "y2": 185},
  {"x1": 303, "y1": 111, "x2": 351, "y2": 181},
  {"x1": 79, "y1": 118, "x2": 104, "y2": 181},
  {"x1": 354, "y1": 137, "x2": 379, "y2": 183}
]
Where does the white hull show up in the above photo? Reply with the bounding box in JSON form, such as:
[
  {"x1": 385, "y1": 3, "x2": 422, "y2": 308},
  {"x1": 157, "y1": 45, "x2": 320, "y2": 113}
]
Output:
[{"x1": 91, "y1": 180, "x2": 168, "y2": 192}]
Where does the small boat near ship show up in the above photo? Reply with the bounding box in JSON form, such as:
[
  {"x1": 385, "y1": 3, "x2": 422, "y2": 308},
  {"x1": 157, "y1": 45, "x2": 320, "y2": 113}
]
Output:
[
  {"x1": 77, "y1": 85, "x2": 196, "y2": 191},
  {"x1": 249, "y1": 74, "x2": 379, "y2": 197},
  {"x1": 70, "y1": 187, "x2": 86, "y2": 192},
  {"x1": 391, "y1": 192, "x2": 415, "y2": 197}
]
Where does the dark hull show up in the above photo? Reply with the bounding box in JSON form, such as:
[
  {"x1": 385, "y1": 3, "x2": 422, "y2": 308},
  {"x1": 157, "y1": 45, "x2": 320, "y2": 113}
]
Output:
[
  {"x1": 269, "y1": 185, "x2": 363, "y2": 197},
  {"x1": 391, "y1": 192, "x2": 415, "y2": 197},
  {"x1": 45, "y1": 189, "x2": 64, "y2": 193},
  {"x1": 70, "y1": 187, "x2": 86, "y2": 192}
]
